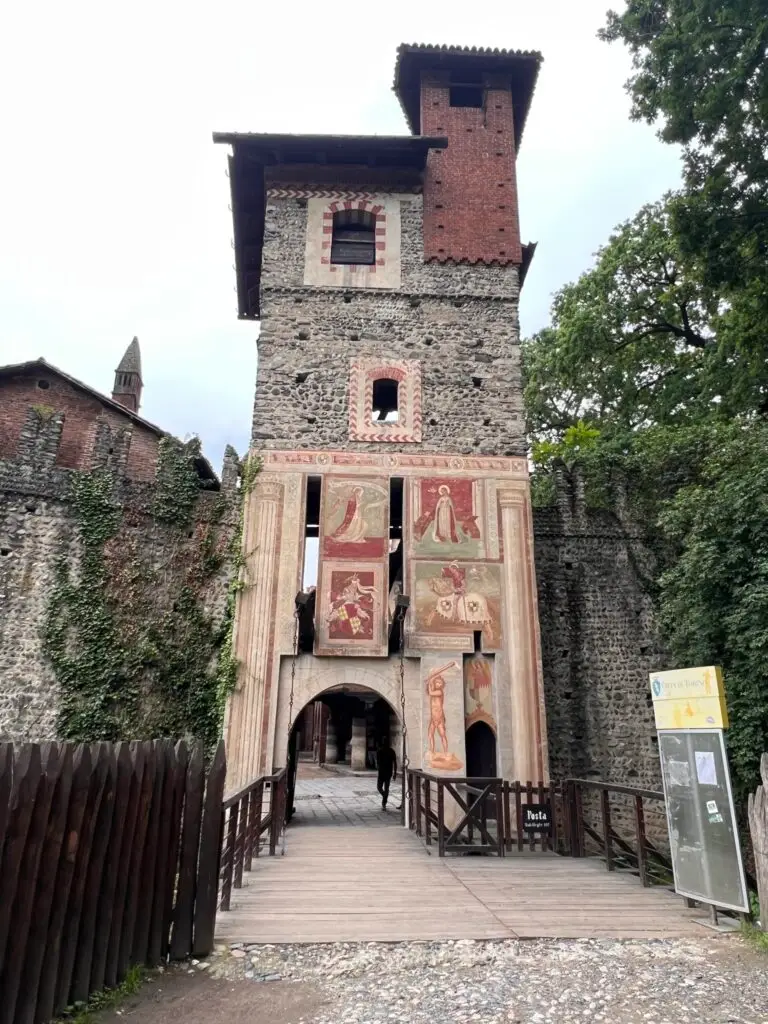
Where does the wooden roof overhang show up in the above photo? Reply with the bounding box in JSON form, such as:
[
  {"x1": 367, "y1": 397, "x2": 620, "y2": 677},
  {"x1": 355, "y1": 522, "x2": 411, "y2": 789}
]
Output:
[{"x1": 212, "y1": 133, "x2": 448, "y2": 320}]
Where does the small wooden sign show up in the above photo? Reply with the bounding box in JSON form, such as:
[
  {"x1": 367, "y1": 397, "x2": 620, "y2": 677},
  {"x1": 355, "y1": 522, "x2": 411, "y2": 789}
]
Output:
[{"x1": 522, "y1": 803, "x2": 552, "y2": 833}]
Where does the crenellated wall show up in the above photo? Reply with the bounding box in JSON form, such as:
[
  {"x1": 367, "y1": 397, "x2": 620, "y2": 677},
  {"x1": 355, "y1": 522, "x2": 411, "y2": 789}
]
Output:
[{"x1": 0, "y1": 406, "x2": 240, "y2": 742}]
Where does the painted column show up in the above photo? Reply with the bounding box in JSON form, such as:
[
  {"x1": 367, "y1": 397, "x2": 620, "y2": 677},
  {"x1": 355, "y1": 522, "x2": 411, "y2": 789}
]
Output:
[
  {"x1": 498, "y1": 488, "x2": 548, "y2": 782},
  {"x1": 224, "y1": 475, "x2": 284, "y2": 792},
  {"x1": 350, "y1": 718, "x2": 367, "y2": 770}
]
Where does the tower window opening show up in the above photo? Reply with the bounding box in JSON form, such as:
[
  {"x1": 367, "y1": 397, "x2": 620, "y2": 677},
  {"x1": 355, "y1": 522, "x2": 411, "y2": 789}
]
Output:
[
  {"x1": 388, "y1": 476, "x2": 405, "y2": 654},
  {"x1": 331, "y1": 209, "x2": 376, "y2": 265},
  {"x1": 450, "y1": 84, "x2": 484, "y2": 108},
  {"x1": 372, "y1": 378, "x2": 399, "y2": 422},
  {"x1": 302, "y1": 476, "x2": 321, "y2": 589}
]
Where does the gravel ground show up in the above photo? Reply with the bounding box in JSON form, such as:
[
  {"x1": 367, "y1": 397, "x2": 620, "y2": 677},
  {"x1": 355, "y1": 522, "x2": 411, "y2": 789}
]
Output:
[{"x1": 198, "y1": 937, "x2": 768, "y2": 1024}]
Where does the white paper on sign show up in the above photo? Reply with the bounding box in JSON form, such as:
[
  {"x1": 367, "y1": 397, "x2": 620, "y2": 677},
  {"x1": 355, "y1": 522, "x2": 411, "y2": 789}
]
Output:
[
  {"x1": 695, "y1": 750, "x2": 717, "y2": 786},
  {"x1": 668, "y1": 760, "x2": 691, "y2": 787}
]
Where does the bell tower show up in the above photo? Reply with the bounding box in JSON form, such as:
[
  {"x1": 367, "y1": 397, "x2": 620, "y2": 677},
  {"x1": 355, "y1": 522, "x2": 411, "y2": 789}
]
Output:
[
  {"x1": 112, "y1": 336, "x2": 143, "y2": 413},
  {"x1": 215, "y1": 43, "x2": 548, "y2": 793}
]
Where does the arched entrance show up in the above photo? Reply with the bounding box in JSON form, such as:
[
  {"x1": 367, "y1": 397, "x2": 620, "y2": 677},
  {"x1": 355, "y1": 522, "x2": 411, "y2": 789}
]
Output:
[
  {"x1": 285, "y1": 684, "x2": 401, "y2": 825},
  {"x1": 465, "y1": 721, "x2": 497, "y2": 778}
]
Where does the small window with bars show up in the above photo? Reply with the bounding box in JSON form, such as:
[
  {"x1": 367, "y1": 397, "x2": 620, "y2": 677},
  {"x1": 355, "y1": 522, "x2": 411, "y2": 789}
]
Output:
[{"x1": 331, "y1": 209, "x2": 376, "y2": 265}]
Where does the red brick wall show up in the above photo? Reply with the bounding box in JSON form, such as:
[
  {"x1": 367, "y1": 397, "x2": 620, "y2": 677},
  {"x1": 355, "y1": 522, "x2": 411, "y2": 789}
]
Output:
[
  {"x1": 420, "y1": 74, "x2": 522, "y2": 265},
  {"x1": 0, "y1": 370, "x2": 159, "y2": 480}
]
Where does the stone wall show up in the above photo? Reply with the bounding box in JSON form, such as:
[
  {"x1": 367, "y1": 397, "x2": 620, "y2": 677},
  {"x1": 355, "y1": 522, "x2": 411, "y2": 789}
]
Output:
[
  {"x1": 0, "y1": 407, "x2": 239, "y2": 743},
  {"x1": 533, "y1": 470, "x2": 663, "y2": 793},
  {"x1": 254, "y1": 191, "x2": 526, "y2": 457}
]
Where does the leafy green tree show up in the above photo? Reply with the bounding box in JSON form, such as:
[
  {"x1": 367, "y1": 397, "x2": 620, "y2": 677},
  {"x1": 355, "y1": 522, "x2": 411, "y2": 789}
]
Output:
[
  {"x1": 523, "y1": 189, "x2": 768, "y2": 803},
  {"x1": 601, "y1": 1, "x2": 768, "y2": 300},
  {"x1": 523, "y1": 198, "x2": 721, "y2": 449},
  {"x1": 658, "y1": 423, "x2": 768, "y2": 801}
]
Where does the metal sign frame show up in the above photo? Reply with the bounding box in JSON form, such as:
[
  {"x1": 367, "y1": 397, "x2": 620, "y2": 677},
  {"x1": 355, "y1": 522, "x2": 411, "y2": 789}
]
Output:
[{"x1": 657, "y1": 728, "x2": 749, "y2": 914}]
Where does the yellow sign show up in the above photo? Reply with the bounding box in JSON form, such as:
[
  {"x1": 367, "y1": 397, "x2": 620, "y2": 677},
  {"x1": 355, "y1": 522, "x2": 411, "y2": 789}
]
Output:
[{"x1": 649, "y1": 666, "x2": 728, "y2": 730}]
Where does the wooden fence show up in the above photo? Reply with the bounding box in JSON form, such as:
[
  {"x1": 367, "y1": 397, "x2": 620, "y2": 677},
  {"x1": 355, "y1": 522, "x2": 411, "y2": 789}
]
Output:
[
  {"x1": 564, "y1": 778, "x2": 672, "y2": 886},
  {"x1": 0, "y1": 739, "x2": 226, "y2": 1024},
  {"x1": 218, "y1": 768, "x2": 287, "y2": 912},
  {"x1": 406, "y1": 769, "x2": 673, "y2": 886}
]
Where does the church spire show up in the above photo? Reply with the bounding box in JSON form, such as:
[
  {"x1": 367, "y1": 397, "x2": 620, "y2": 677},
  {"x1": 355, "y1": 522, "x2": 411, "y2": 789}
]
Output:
[{"x1": 112, "y1": 337, "x2": 143, "y2": 413}]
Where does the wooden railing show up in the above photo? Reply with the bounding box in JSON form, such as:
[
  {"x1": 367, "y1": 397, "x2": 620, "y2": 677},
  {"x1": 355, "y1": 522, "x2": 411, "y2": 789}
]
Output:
[
  {"x1": 218, "y1": 768, "x2": 287, "y2": 911},
  {"x1": 0, "y1": 739, "x2": 226, "y2": 1024},
  {"x1": 563, "y1": 778, "x2": 672, "y2": 886},
  {"x1": 408, "y1": 770, "x2": 504, "y2": 856},
  {"x1": 406, "y1": 770, "x2": 672, "y2": 883}
]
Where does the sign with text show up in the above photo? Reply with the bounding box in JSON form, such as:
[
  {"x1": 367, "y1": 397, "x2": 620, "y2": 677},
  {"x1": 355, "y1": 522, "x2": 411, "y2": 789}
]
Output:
[
  {"x1": 649, "y1": 666, "x2": 728, "y2": 730},
  {"x1": 522, "y1": 803, "x2": 552, "y2": 833},
  {"x1": 659, "y1": 729, "x2": 748, "y2": 913}
]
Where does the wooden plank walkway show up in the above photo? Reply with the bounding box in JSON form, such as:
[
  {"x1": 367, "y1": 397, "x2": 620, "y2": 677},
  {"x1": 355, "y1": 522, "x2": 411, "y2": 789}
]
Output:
[{"x1": 215, "y1": 823, "x2": 704, "y2": 944}]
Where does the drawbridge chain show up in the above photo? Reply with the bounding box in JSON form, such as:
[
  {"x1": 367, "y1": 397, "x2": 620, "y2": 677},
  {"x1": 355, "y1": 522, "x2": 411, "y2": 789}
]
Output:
[
  {"x1": 281, "y1": 603, "x2": 300, "y2": 855},
  {"x1": 398, "y1": 599, "x2": 410, "y2": 827}
]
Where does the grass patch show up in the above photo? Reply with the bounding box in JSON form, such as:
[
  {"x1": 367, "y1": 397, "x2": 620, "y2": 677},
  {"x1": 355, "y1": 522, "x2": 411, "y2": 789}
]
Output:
[
  {"x1": 57, "y1": 965, "x2": 147, "y2": 1024},
  {"x1": 741, "y1": 920, "x2": 768, "y2": 954}
]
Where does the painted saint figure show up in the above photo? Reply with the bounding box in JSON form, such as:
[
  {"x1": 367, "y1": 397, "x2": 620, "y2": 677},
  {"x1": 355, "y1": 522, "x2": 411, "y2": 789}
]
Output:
[
  {"x1": 329, "y1": 485, "x2": 367, "y2": 543},
  {"x1": 413, "y1": 479, "x2": 480, "y2": 547},
  {"x1": 326, "y1": 481, "x2": 387, "y2": 546},
  {"x1": 431, "y1": 485, "x2": 460, "y2": 544}
]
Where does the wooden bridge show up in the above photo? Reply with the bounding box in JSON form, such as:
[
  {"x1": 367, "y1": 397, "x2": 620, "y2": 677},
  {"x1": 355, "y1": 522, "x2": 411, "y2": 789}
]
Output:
[{"x1": 215, "y1": 768, "x2": 705, "y2": 943}]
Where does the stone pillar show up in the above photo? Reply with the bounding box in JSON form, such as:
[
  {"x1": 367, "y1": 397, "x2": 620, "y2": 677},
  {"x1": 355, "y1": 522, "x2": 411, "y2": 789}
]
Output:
[
  {"x1": 350, "y1": 718, "x2": 367, "y2": 771},
  {"x1": 325, "y1": 718, "x2": 338, "y2": 765},
  {"x1": 498, "y1": 488, "x2": 548, "y2": 782},
  {"x1": 224, "y1": 476, "x2": 283, "y2": 791}
]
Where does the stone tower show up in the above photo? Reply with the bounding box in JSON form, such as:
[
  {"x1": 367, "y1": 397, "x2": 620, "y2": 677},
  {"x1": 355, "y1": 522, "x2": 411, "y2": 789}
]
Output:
[
  {"x1": 112, "y1": 336, "x2": 143, "y2": 413},
  {"x1": 216, "y1": 43, "x2": 548, "y2": 791}
]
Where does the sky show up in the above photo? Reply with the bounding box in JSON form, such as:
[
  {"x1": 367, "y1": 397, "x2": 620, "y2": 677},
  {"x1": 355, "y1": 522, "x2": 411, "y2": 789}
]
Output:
[{"x1": 1, "y1": 1, "x2": 682, "y2": 471}]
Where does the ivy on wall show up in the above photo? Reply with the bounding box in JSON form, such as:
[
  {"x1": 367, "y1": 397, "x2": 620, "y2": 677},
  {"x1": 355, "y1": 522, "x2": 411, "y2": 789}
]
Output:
[
  {"x1": 43, "y1": 438, "x2": 249, "y2": 752},
  {"x1": 214, "y1": 452, "x2": 261, "y2": 721}
]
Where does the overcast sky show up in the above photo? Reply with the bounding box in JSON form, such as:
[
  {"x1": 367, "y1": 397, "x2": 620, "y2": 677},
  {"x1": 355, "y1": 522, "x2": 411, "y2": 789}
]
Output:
[{"x1": 1, "y1": 1, "x2": 682, "y2": 470}]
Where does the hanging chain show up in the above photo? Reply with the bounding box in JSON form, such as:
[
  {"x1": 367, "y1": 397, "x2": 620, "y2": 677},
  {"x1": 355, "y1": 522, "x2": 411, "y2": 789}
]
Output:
[
  {"x1": 281, "y1": 605, "x2": 300, "y2": 856},
  {"x1": 287, "y1": 606, "x2": 299, "y2": 746},
  {"x1": 398, "y1": 605, "x2": 409, "y2": 825}
]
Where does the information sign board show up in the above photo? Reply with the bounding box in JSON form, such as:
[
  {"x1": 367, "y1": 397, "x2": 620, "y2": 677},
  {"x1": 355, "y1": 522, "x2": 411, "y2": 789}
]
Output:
[
  {"x1": 649, "y1": 666, "x2": 728, "y2": 729},
  {"x1": 658, "y1": 729, "x2": 748, "y2": 913}
]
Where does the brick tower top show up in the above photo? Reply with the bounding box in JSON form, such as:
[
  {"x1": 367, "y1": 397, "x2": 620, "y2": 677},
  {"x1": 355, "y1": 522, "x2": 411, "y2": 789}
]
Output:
[
  {"x1": 112, "y1": 336, "x2": 143, "y2": 413},
  {"x1": 394, "y1": 44, "x2": 542, "y2": 266}
]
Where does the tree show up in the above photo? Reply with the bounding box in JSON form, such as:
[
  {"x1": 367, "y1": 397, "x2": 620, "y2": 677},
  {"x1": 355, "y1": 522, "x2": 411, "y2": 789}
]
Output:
[
  {"x1": 601, "y1": 1, "x2": 768, "y2": 296},
  {"x1": 523, "y1": 192, "x2": 768, "y2": 804},
  {"x1": 658, "y1": 423, "x2": 768, "y2": 802},
  {"x1": 523, "y1": 198, "x2": 721, "y2": 449}
]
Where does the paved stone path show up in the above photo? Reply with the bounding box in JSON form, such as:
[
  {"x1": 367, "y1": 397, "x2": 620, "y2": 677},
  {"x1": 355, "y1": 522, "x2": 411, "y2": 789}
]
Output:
[{"x1": 292, "y1": 764, "x2": 400, "y2": 827}]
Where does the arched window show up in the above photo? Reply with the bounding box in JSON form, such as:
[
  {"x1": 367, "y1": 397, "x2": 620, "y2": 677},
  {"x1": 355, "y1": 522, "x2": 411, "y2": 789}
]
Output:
[
  {"x1": 331, "y1": 209, "x2": 376, "y2": 265},
  {"x1": 372, "y1": 378, "x2": 399, "y2": 422}
]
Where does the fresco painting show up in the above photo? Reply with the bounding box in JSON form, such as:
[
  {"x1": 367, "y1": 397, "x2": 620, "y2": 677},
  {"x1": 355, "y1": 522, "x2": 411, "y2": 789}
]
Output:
[
  {"x1": 326, "y1": 570, "x2": 377, "y2": 642},
  {"x1": 423, "y1": 659, "x2": 464, "y2": 772},
  {"x1": 411, "y1": 477, "x2": 483, "y2": 558},
  {"x1": 322, "y1": 477, "x2": 388, "y2": 560},
  {"x1": 464, "y1": 653, "x2": 495, "y2": 729},
  {"x1": 413, "y1": 561, "x2": 503, "y2": 648}
]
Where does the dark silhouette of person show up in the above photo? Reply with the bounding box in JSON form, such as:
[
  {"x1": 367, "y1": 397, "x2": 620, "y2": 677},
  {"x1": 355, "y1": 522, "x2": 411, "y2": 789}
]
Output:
[{"x1": 376, "y1": 739, "x2": 397, "y2": 809}]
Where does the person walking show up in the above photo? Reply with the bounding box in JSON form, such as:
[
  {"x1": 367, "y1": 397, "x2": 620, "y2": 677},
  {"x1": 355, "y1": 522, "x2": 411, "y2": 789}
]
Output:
[{"x1": 376, "y1": 738, "x2": 397, "y2": 810}]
